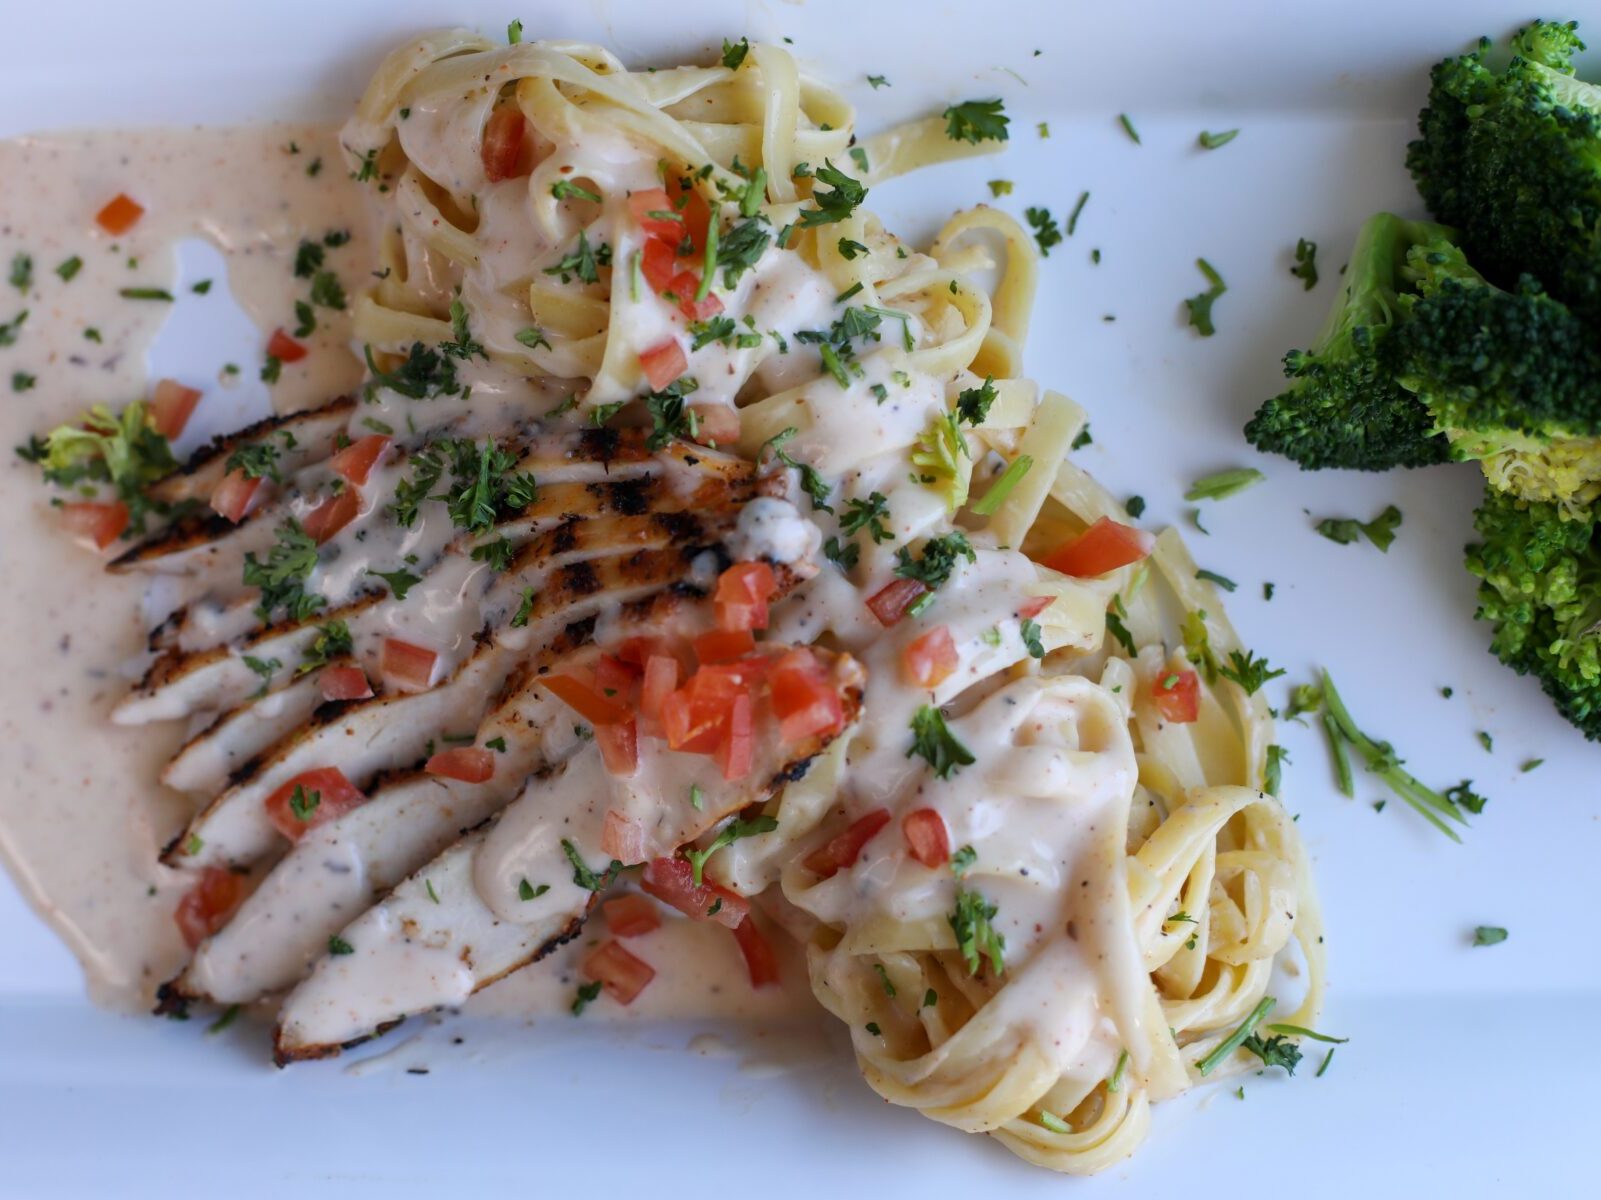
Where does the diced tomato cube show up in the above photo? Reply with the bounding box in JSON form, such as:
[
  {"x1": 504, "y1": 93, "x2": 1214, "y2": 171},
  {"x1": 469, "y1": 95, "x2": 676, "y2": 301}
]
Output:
[
  {"x1": 60, "y1": 501, "x2": 128, "y2": 550},
  {"x1": 714, "y1": 561, "x2": 776, "y2": 632},
  {"x1": 266, "y1": 327, "x2": 308, "y2": 364},
  {"x1": 1153, "y1": 668, "x2": 1200, "y2": 724},
  {"x1": 694, "y1": 628, "x2": 756, "y2": 664},
  {"x1": 582, "y1": 939, "x2": 656, "y2": 1005},
  {"x1": 173, "y1": 866, "x2": 246, "y2": 950},
  {"x1": 302, "y1": 489, "x2": 360, "y2": 544},
  {"x1": 769, "y1": 649, "x2": 844, "y2": 743},
  {"x1": 425, "y1": 747, "x2": 495, "y2": 783},
  {"x1": 664, "y1": 174, "x2": 710, "y2": 254},
  {"x1": 149, "y1": 379, "x2": 201, "y2": 440},
  {"x1": 481, "y1": 105, "x2": 531, "y2": 183},
  {"x1": 597, "y1": 720, "x2": 640, "y2": 777},
  {"x1": 902, "y1": 808, "x2": 951, "y2": 868},
  {"x1": 640, "y1": 238, "x2": 679, "y2": 293},
  {"x1": 801, "y1": 808, "x2": 891, "y2": 879},
  {"x1": 210, "y1": 470, "x2": 264, "y2": 524},
  {"x1": 1041, "y1": 516, "x2": 1155, "y2": 578},
  {"x1": 690, "y1": 404, "x2": 741, "y2": 446},
  {"x1": 639, "y1": 654, "x2": 680, "y2": 722},
  {"x1": 866, "y1": 577, "x2": 928, "y2": 627},
  {"x1": 730, "y1": 917, "x2": 781, "y2": 989},
  {"x1": 601, "y1": 808, "x2": 645, "y2": 861},
  {"x1": 329, "y1": 435, "x2": 390, "y2": 486},
  {"x1": 639, "y1": 338, "x2": 687, "y2": 391},
  {"x1": 318, "y1": 665, "x2": 372, "y2": 702},
  {"x1": 1018, "y1": 595, "x2": 1052, "y2": 620},
  {"x1": 380, "y1": 638, "x2": 438, "y2": 692},
  {"x1": 614, "y1": 635, "x2": 670, "y2": 668},
  {"x1": 641, "y1": 856, "x2": 748, "y2": 928},
  {"x1": 714, "y1": 692, "x2": 754, "y2": 781},
  {"x1": 594, "y1": 654, "x2": 640, "y2": 703},
  {"x1": 541, "y1": 671, "x2": 631, "y2": 726},
  {"x1": 903, "y1": 625, "x2": 958, "y2": 689},
  {"x1": 627, "y1": 188, "x2": 685, "y2": 243},
  {"x1": 262, "y1": 766, "x2": 367, "y2": 841},
  {"x1": 602, "y1": 893, "x2": 661, "y2": 939},
  {"x1": 671, "y1": 270, "x2": 723, "y2": 321},
  {"x1": 95, "y1": 192, "x2": 144, "y2": 235}
]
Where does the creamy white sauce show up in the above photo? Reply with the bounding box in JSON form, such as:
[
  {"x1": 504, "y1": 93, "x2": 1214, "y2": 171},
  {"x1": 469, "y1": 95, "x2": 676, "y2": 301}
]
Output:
[{"x1": 0, "y1": 87, "x2": 1153, "y2": 1080}]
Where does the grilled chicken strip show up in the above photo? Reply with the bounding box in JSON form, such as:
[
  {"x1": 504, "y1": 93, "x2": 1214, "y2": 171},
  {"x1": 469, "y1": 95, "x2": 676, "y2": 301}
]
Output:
[{"x1": 272, "y1": 645, "x2": 864, "y2": 1062}]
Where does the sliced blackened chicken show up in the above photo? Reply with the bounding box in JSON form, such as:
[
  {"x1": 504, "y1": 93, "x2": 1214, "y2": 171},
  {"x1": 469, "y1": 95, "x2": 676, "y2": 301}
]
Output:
[
  {"x1": 146, "y1": 397, "x2": 356, "y2": 508},
  {"x1": 272, "y1": 644, "x2": 863, "y2": 1062}
]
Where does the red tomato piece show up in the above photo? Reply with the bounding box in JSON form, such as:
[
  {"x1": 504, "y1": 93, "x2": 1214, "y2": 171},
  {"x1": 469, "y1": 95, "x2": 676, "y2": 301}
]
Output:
[
  {"x1": 641, "y1": 856, "x2": 748, "y2": 928},
  {"x1": 329, "y1": 435, "x2": 390, "y2": 487},
  {"x1": 769, "y1": 649, "x2": 844, "y2": 743},
  {"x1": 801, "y1": 808, "x2": 891, "y2": 879},
  {"x1": 540, "y1": 671, "x2": 631, "y2": 726},
  {"x1": 95, "y1": 192, "x2": 144, "y2": 235},
  {"x1": 60, "y1": 501, "x2": 128, "y2": 550},
  {"x1": 690, "y1": 404, "x2": 741, "y2": 446},
  {"x1": 602, "y1": 893, "x2": 662, "y2": 939},
  {"x1": 1153, "y1": 668, "x2": 1201, "y2": 724},
  {"x1": 318, "y1": 665, "x2": 373, "y2": 702},
  {"x1": 266, "y1": 327, "x2": 308, "y2": 364},
  {"x1": 380, "y1": 638, "x2": 438, "y2": 692},
  {"x1": 614, "y1": 635, "x2": 670, "y2": 667},
  {"x1": 902, "y1": 808, "x2": 952, "y2": 868},
  {"x1": 714, "y1": 691, "x2": 754, "y2": 781},
  {"x1": 694, "y1": 628, "x2": 756, "y2": 664},
  {"x1": 665, "y1": 174, "x2": 710, "y2": 255},
  {"x1": 210, "y1": 470, "x2": 264, "y2": 524},
  {"x1": 670, "y1": 270, "x2": 723, "y2": 321},
  {"x1": 582, "y1": 939, "x2": 656, "y2": 1005},
  {"x1": 263, "y1": 766, "x2": 367, "y2": 841},
  {"x1": 302, "y1": 488, "x2": 360, "y2": 544},
  {"x1": 866, "y1": 577, "x2": 929, "y2": 627},
  {"x1": 639, "y1": 654, "x2": 680, "y2": 722},
  {"x1": 149, "y1": 379, "x2": 201, "y2": 440},
  {"x1": 714, "y1": 561, "x2": 776, "y2": 632},
  {"x1": 173, "y1": 866, "x2": 246, "y2": 950},
  {"x1": 627, "y1": 187, "x2": 685, "y2": 243},
  {"x1": 1041, "y1": 516, "x2": 1155, "y2": 578},
  {"x1": 481, "y1": 105, "x2": 530, "y2": 183},
  {"x1": 903, "y1": 625, "x2": 958, "y2": 689},
  {"x1": 596, "y1": 720, "x2": 640, "y2": 776},
  {"x1": 660, "y1": 661, "x2": 756, "y2": 753},
  {"x1": 594, "y1": 653, "x2": 640, "y2": 702},
  {"x1": 730, "y1": 917, "x2": 781, "y2": 989},
  {"x1": 639, "y1": 338, "x2": 687, "y2": 391},
  {"x1": 1018, "y1": 595, "x2": 1052, "y2": 620},
  {"x1": 425, "y1": 747, "x2": 495, "y2": 783},
  {"x1": 601, "y1": 808, "x2": 645, "y2": 862},
  {"x1": 640, "y1": 238, "x2": 679, "y2": 292}
]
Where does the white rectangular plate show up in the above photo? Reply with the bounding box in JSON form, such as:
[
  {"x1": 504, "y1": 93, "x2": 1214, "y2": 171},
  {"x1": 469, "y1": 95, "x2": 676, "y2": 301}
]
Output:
[{"x1": 1, "y1": 1, "x2": 1596, "y2": 1194}]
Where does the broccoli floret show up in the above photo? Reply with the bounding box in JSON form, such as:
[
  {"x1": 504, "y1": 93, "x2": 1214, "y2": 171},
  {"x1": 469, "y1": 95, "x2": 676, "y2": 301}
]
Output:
[
  {"x1": 1466, "y1": 486, "x2": 1601, "y2": 738},
  {"x1": 1407, "y1": 20, "x2": 1601, "y2": 327},
  {"x1": 1244, "y1": 213, "x2": 1456, "y2": 471},
  {"x1": 1249, "y1": 216, "x2": 1601, "y2": 511},
  {"x1": 1395, "y1": 240, "x2": 1601, "y2": 512}
]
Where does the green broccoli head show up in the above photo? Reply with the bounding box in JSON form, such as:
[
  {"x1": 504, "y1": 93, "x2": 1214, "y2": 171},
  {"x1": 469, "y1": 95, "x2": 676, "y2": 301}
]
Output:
[
  {"x1": 1395, "y1": 241, "x2": 1601, "y2": 513},
  {"x1": 1243, "y1": 213, "x2": 1455, "y2": 471},
  {"x1": 1466, "y1": 485, "x2": 1601, "y2": 738},
  {"x1": 1407, "y1": 20, "x2": 1601, "y2": 327}
]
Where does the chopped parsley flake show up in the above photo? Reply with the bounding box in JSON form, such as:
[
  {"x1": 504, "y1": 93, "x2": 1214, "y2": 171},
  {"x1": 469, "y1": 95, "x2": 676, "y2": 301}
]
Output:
[
  {"x1": 908, "y1": 705, "x2": 975, "y2": 779},
  {"x1": 1183, "y1": 258, "x2": 1227, "y2": 337}
]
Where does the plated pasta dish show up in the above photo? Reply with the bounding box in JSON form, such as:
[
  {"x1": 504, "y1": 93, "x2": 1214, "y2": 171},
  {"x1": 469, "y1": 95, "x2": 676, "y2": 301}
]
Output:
[{"x1": 0, "y1": 29, "x2": 1322, "y2": 1174}]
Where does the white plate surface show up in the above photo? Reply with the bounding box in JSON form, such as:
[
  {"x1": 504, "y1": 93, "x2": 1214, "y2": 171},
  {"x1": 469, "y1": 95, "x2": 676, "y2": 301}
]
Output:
[{"x1": 1, "y1": 1, "x2": 1596, "y2": 1195}]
